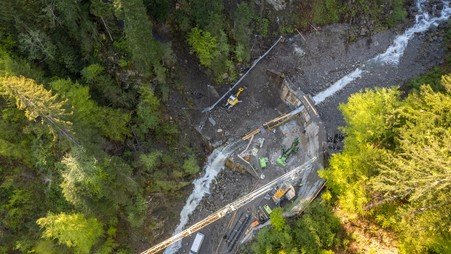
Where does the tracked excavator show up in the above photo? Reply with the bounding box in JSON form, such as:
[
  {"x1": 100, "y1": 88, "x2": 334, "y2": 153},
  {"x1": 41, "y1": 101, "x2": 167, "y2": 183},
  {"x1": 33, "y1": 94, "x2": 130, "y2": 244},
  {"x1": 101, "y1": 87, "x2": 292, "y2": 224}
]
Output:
[
  {"x1": 225, "y1": 87, "x2": 245, "y2": 110},
  {"x1": 276, "y1": 137, "x2": 300, "y2": 166}
]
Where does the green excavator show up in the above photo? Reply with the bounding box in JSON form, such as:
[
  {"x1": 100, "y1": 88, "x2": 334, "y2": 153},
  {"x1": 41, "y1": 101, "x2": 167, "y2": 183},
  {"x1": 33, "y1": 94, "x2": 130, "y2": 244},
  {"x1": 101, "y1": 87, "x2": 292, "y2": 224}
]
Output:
[{"x1": 276, "y1": 137, "x2": 300, "y2": 166}]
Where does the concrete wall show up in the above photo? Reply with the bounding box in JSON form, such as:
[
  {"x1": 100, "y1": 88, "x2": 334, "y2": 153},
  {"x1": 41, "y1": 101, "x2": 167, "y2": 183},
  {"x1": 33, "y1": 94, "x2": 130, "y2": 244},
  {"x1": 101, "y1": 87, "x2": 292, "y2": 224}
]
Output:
[
  {"x1": 273, "y1": 78, "x2": 328, "y2": 217},
  {"x1": 279, "y1": 79, "x2": 303, "y2": 108}
]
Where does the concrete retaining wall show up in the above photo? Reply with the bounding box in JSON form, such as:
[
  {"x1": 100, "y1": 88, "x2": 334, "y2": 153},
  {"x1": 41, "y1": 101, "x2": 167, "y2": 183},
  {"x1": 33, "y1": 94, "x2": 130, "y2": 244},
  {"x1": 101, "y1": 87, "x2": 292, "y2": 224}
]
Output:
[{"x1": 274, "y1": 78, "x2": 327, "y2": 217}]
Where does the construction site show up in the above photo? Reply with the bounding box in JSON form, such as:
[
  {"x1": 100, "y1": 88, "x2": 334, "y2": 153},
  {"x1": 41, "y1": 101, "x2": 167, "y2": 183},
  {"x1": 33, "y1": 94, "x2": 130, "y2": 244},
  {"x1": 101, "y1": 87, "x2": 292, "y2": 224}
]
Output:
[
  {"x1": 194, "y1": 75, "x2": 327, "y2": 254},
  {"x1": 144, "y1": 66, "x2": 327, "y2": 254},
  {"x1": 141, "y1": 5, "x2": 448, "y2": 253}
]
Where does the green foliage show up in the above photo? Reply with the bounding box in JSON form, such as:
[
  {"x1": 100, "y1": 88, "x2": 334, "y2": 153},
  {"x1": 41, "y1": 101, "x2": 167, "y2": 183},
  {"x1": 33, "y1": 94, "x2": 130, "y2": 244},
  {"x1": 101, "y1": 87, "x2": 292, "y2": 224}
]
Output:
[
  {"x1": 234, "y1": 44, "x2": 248, "y2": 63},
  {"x1": 178, "y1": 0, "x2": 242, "y2": 83},
  {"x1": 187, "y1": 28, "x2": 217, "y2": 68},
  {"x1": 294, "y1": 202, "x2": 341, "y2": 253},
  {"x1": 33, "y1": 240, "x2": 60, "y2": 254},
  {"x1": 37, "y1": 213, "x2": 103, "y2": 254},
  {"x1": 320, "y1": 88, "x2": 400, "y2": 213},
  {"x1": 296, "y1": 0, "x2": 408, "y2": 33},
  {"x1": 54, "y1": 0, "x2": 99, "y2": 56},
  {"x1": 81, "y1": 64, "x2": 133, "y2": 108},
  {"x1": 405, "y1": 66, "x2": 448, "y2": 92},
  {"x1": 2, "y1": 188, "x2": 35, "y2": 230},
  {"x1": 256, "y1": 18, "x2": 270, "y2": 37},
  {"x1": 385, "y1": 0, "x2": 407, "y2": 28},
  {"x1": 0, "y1": 1, "x2": 422, "y2": 253},
  {"x1": 0, "y1": 75, "x2": 74, "y2": 141},
  {"x1": 188, "y1": 0, "x2": 224, "y2": 33},
  {"x1": 1, "y1": 0, "x2": 99, "y2": 75},
  {"x1": 135, "y1": 86, "x2": 161, "y2": 136},
  {"x1": 140, "y1": 151, "x2": 162, "y2": 172},
  {"x1": 0, "y1": 1, "x2": 195, "y2": 252},
  {"x1": 60, "y1": 147, "x2": 142, "y2": 222},
  {"x1": 312, "y1": 0, "x2": 340, "y2": 26},
  {"x1": 340, "y1": 0, "x2": 407, "y2": 30},
  {"x1": 60, "y1": 147, "x2": 107, "y2": 210},
  {"x1": 280, "y1": 25, "x2": 295, "y2": 35},
  {"x1": 270, "y1": 208, "x2": 287, "y2": 232},
  {"x1": 0, "y1": 48, "x2": 44, "y2": 81},
  {"x1": 126, "y1": 194, "x2": 147, "y2": 228},
  {"x1": 252, "y1": 201, "x2": 342, "y2": 253},
  {"x1": 96, "y1": 235, "x2": 120, "y2": 254},
  {"x1": 406, "y1": 20, "x2": 451, "y2": 93},
  {"x1": 50, "y1": 78, "x2": 131, "y2": 142},
  {"x1": 18, "y1": 30, "x2": 57, "y2": 63},
  {"x1": 152, "y1": 180, "x2": 190, "y2": 193},
  {"x1": 210, "y1": 32, "x2": 236, "y2": 83},
  {"x1": 0, "y1": 105, "x2": 71, "y2": 251},
  {"x1": 120, "y1": 0, "x2": 166, "y2": 82},
  {"x1": 182, "y1": 155, "x2": 200, "y2": 175},
  {"x1": 156, "y1": 122, "x2": 180, "y2": 146},
  {"x1": 0, "y1": 106, "x2": 34, "y2": 164},
  {"x1": 145, "y1": 0, "x2": 170, "y2": 23},
  {"x1": 233, "y1": 3, "x2": 254, "y2": 63},
  {"x1": 90, "y1": 0, "x2": 115, "y2": 19},
  {"x1": 322, "y1": 76, "x2": 451, "y2": 252},
  {"x1": 81, "y1": 64, "x2": 104, "y2": 80}
]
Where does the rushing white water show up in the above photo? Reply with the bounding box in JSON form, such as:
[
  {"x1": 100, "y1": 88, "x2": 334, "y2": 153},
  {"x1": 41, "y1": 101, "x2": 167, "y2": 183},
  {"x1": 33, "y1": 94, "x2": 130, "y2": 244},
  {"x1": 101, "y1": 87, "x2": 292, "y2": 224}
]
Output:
[
  {"x1": 373, "y1": 0, "x2": 451, "y2": 64},
  {"x1": 164, "y1": 143, "x2": 238, "y2": 254},
  {"x1": 313, "y1": 68, "x2": 365, "y2": 104},
  {"x1": 313, "y1": 0, "x2": 451, "y2": 105}
]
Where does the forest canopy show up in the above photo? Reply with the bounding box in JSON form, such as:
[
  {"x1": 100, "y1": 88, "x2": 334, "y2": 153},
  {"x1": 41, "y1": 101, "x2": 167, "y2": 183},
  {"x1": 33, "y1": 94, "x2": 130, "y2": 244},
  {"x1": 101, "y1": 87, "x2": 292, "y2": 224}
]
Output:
[{"x1": 319, "y1": 75, "x2": 451, "y2": 253}]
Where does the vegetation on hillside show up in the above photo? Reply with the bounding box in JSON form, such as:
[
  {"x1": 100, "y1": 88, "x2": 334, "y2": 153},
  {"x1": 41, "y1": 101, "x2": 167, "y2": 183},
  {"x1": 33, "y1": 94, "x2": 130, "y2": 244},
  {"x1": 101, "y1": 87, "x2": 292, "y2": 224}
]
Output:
[
  {"x1": 320, "y1": 74, "x2": 451, "y2": 253},
  {"x1": 0, "y1": 1, "x2": 193, "y2": 253},
  {"x1": 249, "y1": 201, "x2": 344, "y2": 253},
  {"x1": 176, "y1": 0, "x2": 409, "y2": 82}
]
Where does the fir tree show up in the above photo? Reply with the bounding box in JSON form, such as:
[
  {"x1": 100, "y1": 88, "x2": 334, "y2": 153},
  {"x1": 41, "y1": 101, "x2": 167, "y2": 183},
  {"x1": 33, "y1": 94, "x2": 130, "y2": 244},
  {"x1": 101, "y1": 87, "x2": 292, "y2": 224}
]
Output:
[{"x1": 0, "y1": 75, "x2": 74, "y2": 142}]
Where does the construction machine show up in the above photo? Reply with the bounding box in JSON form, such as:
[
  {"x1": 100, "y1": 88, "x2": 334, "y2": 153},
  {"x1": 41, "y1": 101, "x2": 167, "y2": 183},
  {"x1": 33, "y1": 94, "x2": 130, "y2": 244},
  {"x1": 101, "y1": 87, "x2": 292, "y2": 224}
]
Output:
[
  {"x1": 276, "y1": 137, "x2": 300, "y2": 166},
  {"x1": 263, "y1": 204, "x2": 273, "y2": 214},
  {"x1": 259, "y1": 157, "x2": 269, "y2": 169},
  {"x1": 225, "y1": 87, "x2": 245, "y2": 110},
  {"x1": 272, "y1": 183, "x2": 295, "y2": 204}
]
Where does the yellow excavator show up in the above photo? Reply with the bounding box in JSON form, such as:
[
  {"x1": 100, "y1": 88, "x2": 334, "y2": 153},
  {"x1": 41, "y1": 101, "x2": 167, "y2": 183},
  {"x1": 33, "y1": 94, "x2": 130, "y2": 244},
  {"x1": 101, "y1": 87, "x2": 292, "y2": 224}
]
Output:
[{"x1": 225, "y1": 87, "x2": 245, "y2": 110}]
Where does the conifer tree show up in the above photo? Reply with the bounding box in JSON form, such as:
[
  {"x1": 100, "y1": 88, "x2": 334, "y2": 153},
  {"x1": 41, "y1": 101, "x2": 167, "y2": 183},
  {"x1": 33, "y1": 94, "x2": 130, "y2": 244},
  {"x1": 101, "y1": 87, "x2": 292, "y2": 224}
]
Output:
[
  {"x1": 50, "y1": 78, "x2": 130, "y2": 142},
  {"x1": 36, "y1": 213, "x2": 103, "y2": 254},
  {"x1": 120, "y1": 0, "x2": 165, "y2": 82},
  {"x1": 135, "y1": 85, "x2": 161, "y2": 136},
  {"x1": 0, "y1": 75, "x2": 74, "y2": 142}
]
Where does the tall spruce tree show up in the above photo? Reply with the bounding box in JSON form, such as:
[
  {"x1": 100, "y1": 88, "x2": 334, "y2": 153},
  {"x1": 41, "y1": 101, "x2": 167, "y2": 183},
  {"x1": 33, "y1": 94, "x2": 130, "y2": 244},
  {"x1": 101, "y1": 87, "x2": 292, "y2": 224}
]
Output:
[
  {"x1": 120, "y1": 0, "x2": 165, "y2": 82},
  {"x1": 0, "y1": 75, "x2": 74, "y2": 142},
  {"x1": 37, "y1": 213, "x2": 103, "y2": 254}
]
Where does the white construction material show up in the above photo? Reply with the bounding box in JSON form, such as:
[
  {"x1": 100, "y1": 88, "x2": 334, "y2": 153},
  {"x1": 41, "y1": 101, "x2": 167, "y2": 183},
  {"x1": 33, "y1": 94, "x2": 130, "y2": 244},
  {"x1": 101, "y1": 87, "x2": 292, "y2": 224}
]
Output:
[{"x1": 189, "y1": 233, "x2": 205, "y2": 254}]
